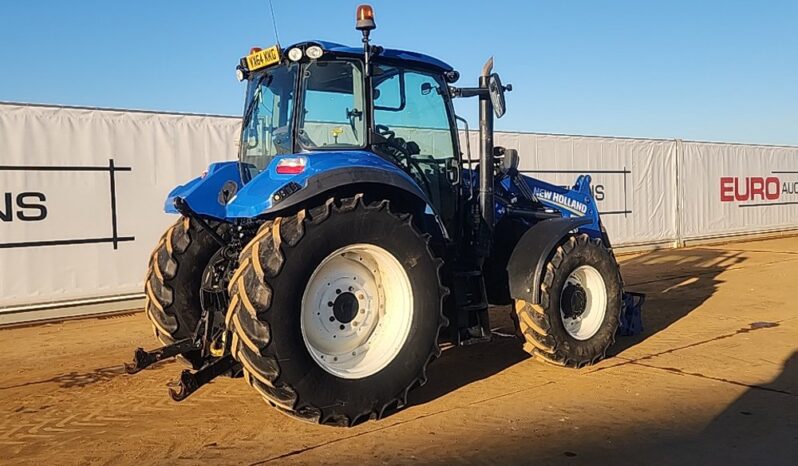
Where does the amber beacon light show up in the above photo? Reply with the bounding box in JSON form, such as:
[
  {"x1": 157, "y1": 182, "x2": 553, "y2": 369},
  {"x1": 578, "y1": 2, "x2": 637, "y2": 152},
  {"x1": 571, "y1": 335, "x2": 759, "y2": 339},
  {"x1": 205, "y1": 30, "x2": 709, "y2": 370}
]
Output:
[{"x1": 356, "y1": 4, "x2": 376, "y2": 31}]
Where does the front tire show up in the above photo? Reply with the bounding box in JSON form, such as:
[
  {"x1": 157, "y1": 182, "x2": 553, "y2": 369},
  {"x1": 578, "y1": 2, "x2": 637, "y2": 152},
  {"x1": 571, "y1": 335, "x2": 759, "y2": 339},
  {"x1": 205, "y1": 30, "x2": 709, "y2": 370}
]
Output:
[
  {"x1": 514, "y1": 233, "x2": 622, "y2": 367},
  {"x1": 227, "y1": 195, "x2": 448, "y2": 426}
]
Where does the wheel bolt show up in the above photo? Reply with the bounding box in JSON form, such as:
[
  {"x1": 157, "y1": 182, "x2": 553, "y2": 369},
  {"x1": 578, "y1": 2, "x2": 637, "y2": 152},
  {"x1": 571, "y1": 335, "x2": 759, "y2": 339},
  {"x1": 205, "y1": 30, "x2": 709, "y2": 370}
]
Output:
[
  {"x1": 327, "y1": 301, "x2": 333, "y2": 307},
  {"x1": 329, "y1": 316, "x2": 335, "y2": 322},
  {"x1": 348, "y1": 286, "x2": 354, "y2": 292},
  {"x1": 339, "y1": 324, "x2": 345, "y2": 330},
  {"x1": 336, "y1": 289, "x2": 341, "y2": 294}
]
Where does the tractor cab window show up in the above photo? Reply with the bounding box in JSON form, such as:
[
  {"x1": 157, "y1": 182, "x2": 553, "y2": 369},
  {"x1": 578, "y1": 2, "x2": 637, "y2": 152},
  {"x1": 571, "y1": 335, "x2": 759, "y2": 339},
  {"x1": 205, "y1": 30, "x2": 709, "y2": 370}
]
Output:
[
  {"x1": 240, "y1": 64, "x2": 298, "y2": 172},
  {"x1": 373, "y1": 65, "x2": 458, "y2": 226},
  {"x1": 373, "y1": 66, "x2": 456, "y2": 161},
  {"x1": 298, "y1": 60, "x2": 366, "y2": 149}
]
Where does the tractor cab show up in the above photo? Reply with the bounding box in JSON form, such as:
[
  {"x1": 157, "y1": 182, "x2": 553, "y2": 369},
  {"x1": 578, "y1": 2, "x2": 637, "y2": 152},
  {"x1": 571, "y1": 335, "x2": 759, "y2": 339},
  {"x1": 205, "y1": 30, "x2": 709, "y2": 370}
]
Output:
[{"x1": 235, "y1": 38, "x2": 463, "y2": 233}]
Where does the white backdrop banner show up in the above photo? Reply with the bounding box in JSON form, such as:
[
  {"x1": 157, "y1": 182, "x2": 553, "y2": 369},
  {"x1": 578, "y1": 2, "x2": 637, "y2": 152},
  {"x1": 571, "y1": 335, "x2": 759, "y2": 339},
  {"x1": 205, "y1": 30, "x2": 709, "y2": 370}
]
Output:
[
  {"x1": 679, "y1": 141, "x2": 798, "y2": 239},
  {"x1": 0, "y1": 103, "x2": 239, "y2": 309},
  {"x1": 2, "y1": 103, "x2": 797, "y2": 314}
]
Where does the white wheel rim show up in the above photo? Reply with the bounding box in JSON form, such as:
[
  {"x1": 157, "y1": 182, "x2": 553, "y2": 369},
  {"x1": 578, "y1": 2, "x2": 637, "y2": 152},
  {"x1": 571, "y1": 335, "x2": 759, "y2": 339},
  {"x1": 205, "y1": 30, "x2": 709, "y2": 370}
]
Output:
[
  {"x1": 301, "y1": 243, "x2": 413, "y2": 379},
  {"x1": 559, "y1": 265, "x2": 607, "y2": 340}
]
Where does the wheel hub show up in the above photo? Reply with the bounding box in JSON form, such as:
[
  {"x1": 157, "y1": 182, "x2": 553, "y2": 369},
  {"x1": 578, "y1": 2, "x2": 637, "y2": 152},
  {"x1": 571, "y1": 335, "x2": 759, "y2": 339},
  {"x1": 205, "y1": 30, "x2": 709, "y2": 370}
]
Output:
[
  {"x1": 301, "y1": 244, "x2": 414, "y2": 379},
  {"x1": 559, "y1": 265, "x2": 608, "y2": 341},
  {"x1": 332, "y1": 292, "x2": 359, "y2": 324},
  {"x1": 561, "y1": 283, "x2": 587, "y2": 319}
]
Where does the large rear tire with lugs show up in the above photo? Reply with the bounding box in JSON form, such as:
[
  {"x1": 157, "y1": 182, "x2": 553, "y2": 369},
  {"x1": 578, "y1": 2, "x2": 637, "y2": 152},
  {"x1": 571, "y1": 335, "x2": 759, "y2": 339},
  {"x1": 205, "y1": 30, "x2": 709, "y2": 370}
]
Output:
[
  {"x1": 144, "y1": 217, "x2": 225, "y2": 368},
  {"x1": 226, "y1": 194, "x2": 448, "y2": 426},
  {"x1": 514, "y1": 233, "x2": 622, "y2": 368}
]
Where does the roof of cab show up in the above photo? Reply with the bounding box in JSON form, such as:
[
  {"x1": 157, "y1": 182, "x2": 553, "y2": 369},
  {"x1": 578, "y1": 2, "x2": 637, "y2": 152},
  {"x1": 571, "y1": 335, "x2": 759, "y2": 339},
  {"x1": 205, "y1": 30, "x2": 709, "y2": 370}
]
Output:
[{"x1": 289, "y1": 40, "x2": 454, "y2": 72}]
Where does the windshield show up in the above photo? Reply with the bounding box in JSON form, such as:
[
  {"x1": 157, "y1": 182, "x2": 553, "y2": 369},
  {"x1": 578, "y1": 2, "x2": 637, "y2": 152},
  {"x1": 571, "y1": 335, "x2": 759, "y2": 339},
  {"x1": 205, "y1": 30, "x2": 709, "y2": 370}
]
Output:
[{"x1": 240, "y1": 64, "x2": 298, "y2": 172}]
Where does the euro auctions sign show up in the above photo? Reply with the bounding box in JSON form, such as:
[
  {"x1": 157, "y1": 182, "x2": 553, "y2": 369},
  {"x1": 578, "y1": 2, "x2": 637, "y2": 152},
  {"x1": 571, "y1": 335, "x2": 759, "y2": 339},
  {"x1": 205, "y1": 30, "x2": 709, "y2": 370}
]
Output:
[
  {"x1": 680, "y1": 141, "x2": 798, "y2": 240},
  {"x1": 720, "y1": 176, "x2": 798, "y2": 205}
]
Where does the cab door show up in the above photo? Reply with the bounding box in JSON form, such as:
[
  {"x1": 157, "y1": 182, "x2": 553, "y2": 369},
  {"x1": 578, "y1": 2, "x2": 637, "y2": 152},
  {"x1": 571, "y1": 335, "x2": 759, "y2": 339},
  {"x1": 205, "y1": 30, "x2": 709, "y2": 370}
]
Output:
[{"x1": 371, "y1": 65, "x2": 460, "y2": 234}]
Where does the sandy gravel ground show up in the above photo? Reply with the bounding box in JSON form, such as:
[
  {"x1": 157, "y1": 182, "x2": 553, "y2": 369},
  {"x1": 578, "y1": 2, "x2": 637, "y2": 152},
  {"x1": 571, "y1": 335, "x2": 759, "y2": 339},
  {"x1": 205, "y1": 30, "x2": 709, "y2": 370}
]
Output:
[{"x1": 1, "y1": 238, "x2": 796, "y2": 465}]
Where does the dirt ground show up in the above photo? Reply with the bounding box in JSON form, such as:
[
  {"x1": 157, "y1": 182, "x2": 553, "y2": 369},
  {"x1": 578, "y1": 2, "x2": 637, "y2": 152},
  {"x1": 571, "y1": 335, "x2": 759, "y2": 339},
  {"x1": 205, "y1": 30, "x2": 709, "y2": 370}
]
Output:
[{"x1": 1, "y1": 238, "x2": 797, "y2": 465}]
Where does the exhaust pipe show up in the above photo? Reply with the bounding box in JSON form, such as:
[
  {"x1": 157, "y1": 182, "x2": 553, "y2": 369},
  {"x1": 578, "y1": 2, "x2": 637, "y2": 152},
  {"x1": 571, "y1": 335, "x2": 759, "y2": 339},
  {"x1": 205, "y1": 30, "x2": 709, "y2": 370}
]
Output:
[{"x1": 479, "y1": 57, "x2": 495, "y2": 234}]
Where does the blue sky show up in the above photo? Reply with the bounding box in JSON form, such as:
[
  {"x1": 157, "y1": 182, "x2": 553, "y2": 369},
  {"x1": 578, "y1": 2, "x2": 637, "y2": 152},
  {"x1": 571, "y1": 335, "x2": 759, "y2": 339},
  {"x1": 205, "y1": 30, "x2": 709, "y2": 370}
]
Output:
[{"x1": 1, "y1": 1, "x2": 796, "y2": 145}]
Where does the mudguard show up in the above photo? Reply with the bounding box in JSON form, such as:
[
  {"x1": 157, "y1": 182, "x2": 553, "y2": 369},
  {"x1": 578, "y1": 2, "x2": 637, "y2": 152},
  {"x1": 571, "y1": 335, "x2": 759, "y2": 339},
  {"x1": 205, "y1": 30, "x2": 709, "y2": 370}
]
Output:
[
  {"x1": 506, "y1": 216, "x2": 592, "y2": 304},
  {"x1": 164, "y1": 161, "x2": 243, "y2": 220},
  {"x1": 164, "y1": 151, "x2": 433, "y2": 223}
]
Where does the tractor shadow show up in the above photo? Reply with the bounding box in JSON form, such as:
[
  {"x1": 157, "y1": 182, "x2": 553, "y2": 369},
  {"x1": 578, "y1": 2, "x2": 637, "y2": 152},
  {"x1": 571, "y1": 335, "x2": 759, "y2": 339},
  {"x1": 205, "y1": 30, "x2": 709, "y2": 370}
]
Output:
[
  {"x1": 609, "y1": 247, "x2": 745, "y2": 355},
  {"x1": 688, "y1": 350, "x2": 798, "y2": 463},
  {"x1": 409, "y1": 247, "x2": 745, "y2": 408},
  {"x1": 408, "y1": 310, "x2": 530, "y2": 407}
]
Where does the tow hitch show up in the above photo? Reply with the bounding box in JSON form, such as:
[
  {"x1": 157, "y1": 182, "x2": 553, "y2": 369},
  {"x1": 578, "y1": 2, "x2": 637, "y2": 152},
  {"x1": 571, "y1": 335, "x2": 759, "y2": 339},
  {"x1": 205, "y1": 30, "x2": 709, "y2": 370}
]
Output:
[
  {"x1": 124, "y1": 338, "x2": 200, "y2": 374},
  {"x1": 168, "y1": 354, "x2": 239, "y2": 401},
  {"x1": 124, "y1": 329, "x2": 241, "y2": 402}
]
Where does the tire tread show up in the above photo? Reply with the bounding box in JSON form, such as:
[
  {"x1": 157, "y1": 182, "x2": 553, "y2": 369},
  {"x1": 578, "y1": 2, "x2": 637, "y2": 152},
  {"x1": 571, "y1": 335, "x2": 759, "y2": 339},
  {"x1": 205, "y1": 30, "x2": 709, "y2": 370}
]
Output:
[{"x1": 228, "y1": 195, "x2": 449, "y2": 426}]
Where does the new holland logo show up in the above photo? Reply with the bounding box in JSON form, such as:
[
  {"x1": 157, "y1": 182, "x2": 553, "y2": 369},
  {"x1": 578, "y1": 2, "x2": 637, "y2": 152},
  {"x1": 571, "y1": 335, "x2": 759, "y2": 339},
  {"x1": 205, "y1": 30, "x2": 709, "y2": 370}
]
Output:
[
  {"x1": 532, "y1": 188, "x2": 588, "y2": 216},
  {"x1": 519, "y1": 167, "x2": 632, "y2": 217}
]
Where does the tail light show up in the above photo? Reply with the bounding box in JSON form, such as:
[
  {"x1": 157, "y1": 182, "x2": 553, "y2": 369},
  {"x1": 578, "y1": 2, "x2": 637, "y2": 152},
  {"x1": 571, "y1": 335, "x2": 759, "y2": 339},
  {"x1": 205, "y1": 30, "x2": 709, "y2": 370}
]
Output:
[{"x1": 275, "y1": 157, "x2": 307, "y2": 175}]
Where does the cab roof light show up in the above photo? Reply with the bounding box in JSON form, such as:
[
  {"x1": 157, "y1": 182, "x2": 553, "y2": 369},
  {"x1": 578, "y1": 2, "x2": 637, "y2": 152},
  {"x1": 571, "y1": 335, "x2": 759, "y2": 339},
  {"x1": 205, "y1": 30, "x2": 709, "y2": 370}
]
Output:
[
  {"x1": 235, "y1": 66, "x2": 247, "y2": 82},
  {"x1": 306, "y1": 45, "x2": 324, "y2": 60},
  {"x1": 287, "y1": 47, "x2": 303, "y2": 62}
]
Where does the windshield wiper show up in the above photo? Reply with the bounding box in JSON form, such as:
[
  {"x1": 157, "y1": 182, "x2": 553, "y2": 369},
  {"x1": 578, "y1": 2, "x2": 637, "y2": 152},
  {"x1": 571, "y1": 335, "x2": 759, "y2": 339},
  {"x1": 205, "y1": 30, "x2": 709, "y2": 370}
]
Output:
[{"x1": 241, "y1": 73, "x2": 270, "y2": 127}]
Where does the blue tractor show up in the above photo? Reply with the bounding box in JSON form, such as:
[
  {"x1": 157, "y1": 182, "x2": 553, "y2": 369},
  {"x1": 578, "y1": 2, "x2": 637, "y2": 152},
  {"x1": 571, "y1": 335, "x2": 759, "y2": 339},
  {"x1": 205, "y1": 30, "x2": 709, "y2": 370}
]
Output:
[{"x1": 127, "y1": 5, "x2": 642, "y2": 426}]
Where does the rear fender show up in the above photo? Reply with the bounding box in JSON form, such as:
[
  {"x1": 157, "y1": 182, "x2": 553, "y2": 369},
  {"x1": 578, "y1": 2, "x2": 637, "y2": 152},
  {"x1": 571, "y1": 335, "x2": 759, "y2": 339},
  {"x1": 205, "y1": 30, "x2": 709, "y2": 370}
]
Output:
[
  {"x1": 226, "y1": 151, "x2": 447, "y2": 237},
  {"x1": 164, "y1": 161, "x2": 242, "y2": 220},
  {"x1": 506, "y1": 216, "x2": 592, "y2": 304},
  {"x1": 227, "y1": 151, "x2": 432, "y2": 216}
]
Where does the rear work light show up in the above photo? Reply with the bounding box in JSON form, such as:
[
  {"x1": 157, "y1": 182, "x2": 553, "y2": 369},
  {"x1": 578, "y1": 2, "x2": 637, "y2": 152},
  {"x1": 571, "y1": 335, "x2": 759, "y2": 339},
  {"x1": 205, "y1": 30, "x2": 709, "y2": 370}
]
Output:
[{"x1": 275, "y1": 156, "x2": 307, "y2": 174}]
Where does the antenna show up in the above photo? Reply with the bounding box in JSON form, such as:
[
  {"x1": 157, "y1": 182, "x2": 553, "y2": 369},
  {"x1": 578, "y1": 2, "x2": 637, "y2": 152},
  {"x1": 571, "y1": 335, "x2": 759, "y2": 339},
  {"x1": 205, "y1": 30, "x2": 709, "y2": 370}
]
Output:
[{"x1": 267, "y1": 0, "x2": 281, "y2": 46}]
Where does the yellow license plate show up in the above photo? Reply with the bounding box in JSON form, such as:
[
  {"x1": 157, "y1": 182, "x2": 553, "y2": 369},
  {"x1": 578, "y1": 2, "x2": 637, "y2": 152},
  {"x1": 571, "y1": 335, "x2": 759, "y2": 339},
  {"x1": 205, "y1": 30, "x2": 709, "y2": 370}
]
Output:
[{"x1": 246, "y1": 46, "x2": 281, "y2": 71}]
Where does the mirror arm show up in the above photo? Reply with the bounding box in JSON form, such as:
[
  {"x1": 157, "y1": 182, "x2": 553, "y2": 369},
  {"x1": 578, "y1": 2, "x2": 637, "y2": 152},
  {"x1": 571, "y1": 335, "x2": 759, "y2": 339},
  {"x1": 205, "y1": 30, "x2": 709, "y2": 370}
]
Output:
[{"x1": 450, "y1": 86, "x2": 487, "y2": 98}]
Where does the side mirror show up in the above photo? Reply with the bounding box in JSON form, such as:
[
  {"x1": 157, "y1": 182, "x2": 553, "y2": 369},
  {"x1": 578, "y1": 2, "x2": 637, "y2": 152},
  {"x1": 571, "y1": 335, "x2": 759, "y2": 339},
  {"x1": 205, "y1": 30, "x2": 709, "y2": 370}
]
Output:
[{"x1": 488, "y1": 73, "x2": 511, "y2": 118}]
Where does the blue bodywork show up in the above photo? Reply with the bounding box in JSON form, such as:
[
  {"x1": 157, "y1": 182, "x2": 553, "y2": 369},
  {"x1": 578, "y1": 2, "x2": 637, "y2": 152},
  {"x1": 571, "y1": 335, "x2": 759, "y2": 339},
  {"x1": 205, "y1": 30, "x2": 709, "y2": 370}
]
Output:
[
  {"x1": 166, "y1": 151, "x2": 603, "y2": 242},
  {"x1": 165, "y1": 151, "x2": 430, "y2": 220},
  {"x1": 165, "y1": 161, "x2": 243, "y2": 219}
]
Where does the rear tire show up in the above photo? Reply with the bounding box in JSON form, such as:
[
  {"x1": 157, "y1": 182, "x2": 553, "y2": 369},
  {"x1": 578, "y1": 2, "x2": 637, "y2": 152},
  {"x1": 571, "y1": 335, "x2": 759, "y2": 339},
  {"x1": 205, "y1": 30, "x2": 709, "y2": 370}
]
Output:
[
  {"x1": 227, "y1": 194, "x2": 448, "y2": 426},
  {"x1": 514, "y1": 233, "x2": 622, "y2": 367},
  {"x1": 144, "y1": 217, "x2": 225, "y2": 368}
]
